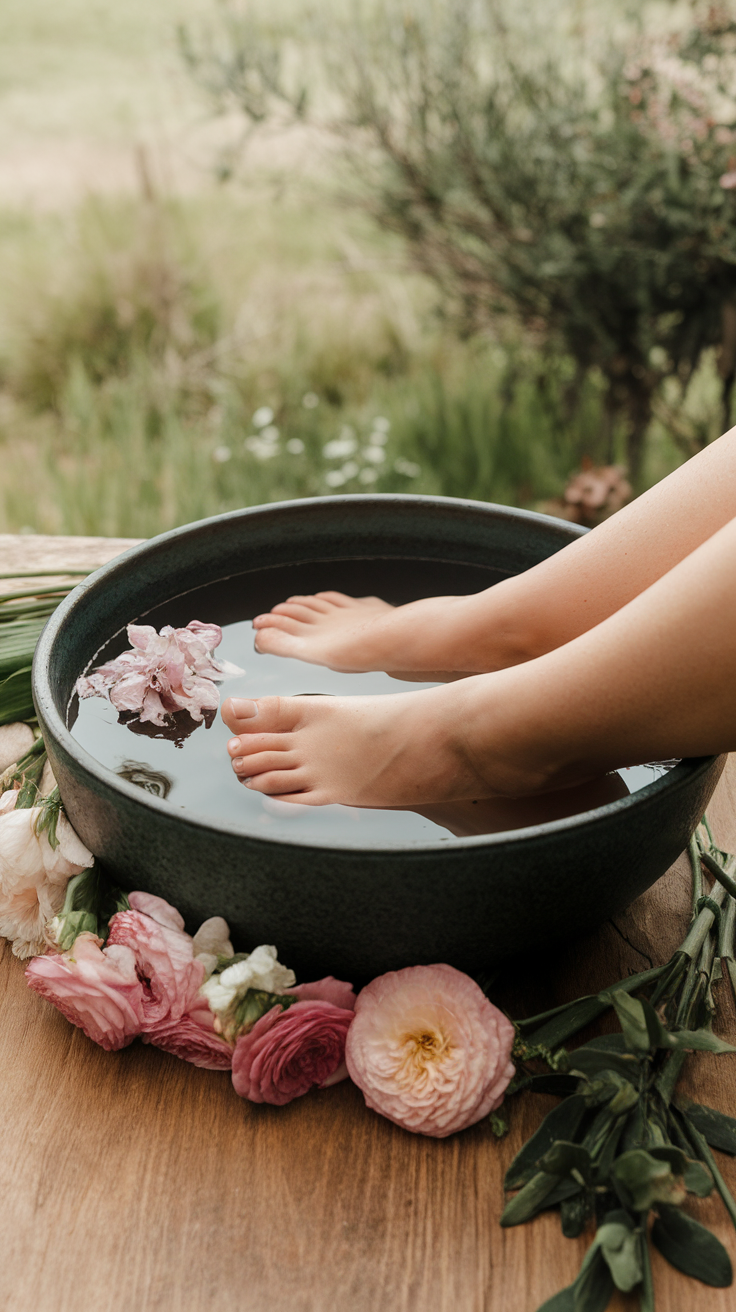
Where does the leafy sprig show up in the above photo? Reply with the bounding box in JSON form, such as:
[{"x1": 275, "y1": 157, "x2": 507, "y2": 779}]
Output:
[{"x1": 504, "y1": 820, "x2": 736, "y2": 1310}]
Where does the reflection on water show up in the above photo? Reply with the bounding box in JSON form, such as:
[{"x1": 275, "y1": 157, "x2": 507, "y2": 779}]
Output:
[
  {"x1": 71, "y1": 618, "x2": 675, "y2": 848},
  {"x1": 116, "y1": 761, "x2": 173, "y2": 800}
]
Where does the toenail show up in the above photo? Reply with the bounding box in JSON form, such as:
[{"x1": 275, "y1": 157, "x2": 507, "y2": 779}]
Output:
[
  {"x1": 232, "y1": 757, "x2": 244, "y2": 769},
  {"x1": 227, "y1": 738, "x2": 240, "y2": 753},
  {"x1": 230, "y1": 698, "x2": 258, "y2": 717}
]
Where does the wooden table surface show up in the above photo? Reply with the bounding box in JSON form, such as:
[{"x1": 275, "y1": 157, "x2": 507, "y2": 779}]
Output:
[{"x1": 1, "y1": 535, "x2": 736, "y2": 1312}]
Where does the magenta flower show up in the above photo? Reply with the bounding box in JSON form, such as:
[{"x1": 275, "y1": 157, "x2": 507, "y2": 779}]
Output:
[
  {"x1": 144, "y1": 998, "x2": 234, "y2": 1070},
  {"x1": 25, "y1": 932, "x2": 146, "y2": 1051},
  {"x1": 232, "y1": 1000, "x2": 355, "y2": 1105},
  {"x1": 345, "y1": 964, "x2": 515, "y2": 1138},
  {"x1": 75, "y1": 620, "x2": 243, "y2": 727},
  {"x1": 106, "y1": 908, "x2": 205, "y2": 1026}
]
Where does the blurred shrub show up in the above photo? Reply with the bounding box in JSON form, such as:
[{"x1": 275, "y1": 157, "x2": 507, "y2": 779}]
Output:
[{"x1": 186, "y1": 0, "x2": 736, "y2": 479}]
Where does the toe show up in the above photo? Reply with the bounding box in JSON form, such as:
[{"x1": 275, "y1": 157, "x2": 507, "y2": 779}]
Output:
[
  {"x1": 252, "y1": 626, "x2": 303, "y2": 658},
  {"x1": 231, "y1": 749, "x2": 299, "y2": 777},
  {"x1": 284, "y1": 595, "x2": 334, "y2": 613},
  {"x1": 244, "y1": 768, "x2": 310, "y2": 796},
  {"x1": 228, "y1": 695, "x2": 303, "y2": 735}
]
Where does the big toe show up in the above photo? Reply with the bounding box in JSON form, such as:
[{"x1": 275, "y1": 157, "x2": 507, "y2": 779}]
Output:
[{"x1": 221, "y1": 695, "x2": 301, "y2": 735}]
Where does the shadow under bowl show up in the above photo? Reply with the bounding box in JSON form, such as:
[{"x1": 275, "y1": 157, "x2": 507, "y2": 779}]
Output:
[{"x1": 32, "y1": 495, "x2": 725, "y2": 981}]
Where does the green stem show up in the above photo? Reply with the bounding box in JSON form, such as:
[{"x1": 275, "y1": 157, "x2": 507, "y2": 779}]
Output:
[
  {"x1": 700, "y1": 851, "x2": 736, "y2": 901},
  {"x1": 638, "y1": 1222, "x2": 656, "y2": 1312},
  {"x1": 517, "y1": 964, "x2": 667, "y2": 1040},
  {"x1": 681, "y1": 1116, "x2": 736, "y2": 1231},
  {"x1": 0, "y1": 570, "x2": 90, "y2": 579},
  {"x1": 689, "y1": 834, "x2": 704, "y2": 919}
]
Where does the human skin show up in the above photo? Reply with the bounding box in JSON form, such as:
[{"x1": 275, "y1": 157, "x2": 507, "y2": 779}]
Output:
[
  {"x1": 249, "y1": 427, "x2": 736, "y2": 680},
  {"x1": 221, "y1": 507, "x2": 736, "y2": 806}
]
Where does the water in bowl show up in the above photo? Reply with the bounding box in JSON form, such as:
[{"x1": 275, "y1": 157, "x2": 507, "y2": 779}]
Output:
[{"x1": 70, "y1": 617, "x2": 673, "y2": 848}]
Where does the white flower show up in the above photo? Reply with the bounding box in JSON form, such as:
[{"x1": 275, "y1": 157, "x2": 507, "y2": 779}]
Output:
[
  {"x1": 200, "y1": 944, "x2": 296, "y2": 1016},
  {"x1": 212, "y1": 446, "x2": 232, "y2": 463},
  {"x1": 325, "y1": 470, "x2": 347, "y2": 487},
  {"x1": 253, "y1": 406, "x2": 275, "y2": 428},
  {"x1": 0, "y1": 797, "x2": 94, "y2": 958},
  {"x1": 394, "y1": 458, "x2": 421, "y2": 478},
  {"x1": 244, "y1": 436, "x2": 280, "y2": 459},
  {"x1": 341, "y1": 461, "x2": 359, "y2": 479},
  {"x1": 372, "y1": 416, "x2": 391, "y2": 432},
  {"x1": 363, "y1": 445, "x2": 386, "y2": 464},
  {"x1": 323, "y1": 437, "x2": 357, "y2": 459},
  {"x1": 359, "y1": 468, "x2": 378, "y2": 484},
  {"x1": 369, "y1": 430, "x2": 388, "y2": 446},
  {"x1": 286, "y1": 438, "x2": 305, "y2": 454},
  {"x1": 302, "y1": 392, "x2": 319, "y2": 409}
]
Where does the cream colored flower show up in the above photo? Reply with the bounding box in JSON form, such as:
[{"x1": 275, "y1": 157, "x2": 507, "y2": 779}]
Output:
[
  {"x1": 201, "y1": 944, "x2": 295, "y2": 1017},
  {"x1": 0, "y1": 796, "x2": 93, "y2": 958}
]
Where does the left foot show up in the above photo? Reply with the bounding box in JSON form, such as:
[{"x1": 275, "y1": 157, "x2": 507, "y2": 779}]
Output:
[{"x1": 221, "y1": 685, "x2": 520, "y2": 807}]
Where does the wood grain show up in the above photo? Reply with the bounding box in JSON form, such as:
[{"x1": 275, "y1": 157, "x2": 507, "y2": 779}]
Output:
[{"x1": 1, "y1": 534, "x2": 735, "y2": 1311}]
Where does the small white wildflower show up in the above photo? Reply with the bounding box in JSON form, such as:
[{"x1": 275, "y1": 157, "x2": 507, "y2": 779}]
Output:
[
  {"x1": 244, "y1": 436, "x2": 280, "y2": 459},
  {"x1": 369, "y1": 430, "x2": 388, "y2": 445},
  {"x1": 213, "y1": 446, "x2": 232, "y2": 463},
  {"x1": 363, "y1": 445, "x2": 387, "y2": 464},
  {"x1": 394, "y1": 458, "x2": 421, "y2": 478},
  {"x1": 302, "y1": 392, "x2": 319, "y2": 409},
  {"x1": 323, "y1": 437, "x2": 358, "y2": 459},
  {"x1": 341, "y1": 460, "x2": 359, "y2": 478},
  {"x1": 359, "y1": 467, "x2": 379, "y2": 484},
  {"x1": 372, "y1": 416, "x2": 391, "y2": 432},
  {"x1": 589, "y1": 212, "x2": 607, "y2": 228},
  {"x1": 326, "y1": 470, "x2": 347, "y2": 487},
  {"x1": 259, "y1": 425, "x2": 279, "y2": 442},
  {"x1": 200, "y1": 944, "x2": 296, "y2": 1016},
  {"x1": 253, "y1": 406, "x2": 275, "y2": 428},
  {"x1": 286, "y1": 438, "x2": 305, "y2": 454}
]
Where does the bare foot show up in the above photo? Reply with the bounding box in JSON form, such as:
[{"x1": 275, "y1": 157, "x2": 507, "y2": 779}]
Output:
[
  {"x1": 252, "y1": 589, "x2": 504, "y2": 679},
  {"x1": 221, "y1": 682, "x2": 554, "y2": 807}
]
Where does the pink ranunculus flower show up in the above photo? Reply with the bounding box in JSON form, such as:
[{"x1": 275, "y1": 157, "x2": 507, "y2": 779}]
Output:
[
  {"x1": 286, "y1": 975, "x2": 357, "y2": 1010},
  {"x1": 143, "y1": 997, "x2": 234, "y2": 1070},
  {"x1": 0, "y1": 792, "x2": 94, "y2": 958},
  {"x1": 25, "y1": 932, "x2": 146, "y2": 1050},
  {"x1": 232, "y1": 1000, "x2": 355, "y2": 1105},
  {"x1": 106, "y1": 907, "x2": 205, "y2": 1027},
  {"x1": 345, "y1": 964, "x2": 515, "y2": 1138},
  {"x1": 75, "y1": 620, "x2": 243, "y2": 727}
]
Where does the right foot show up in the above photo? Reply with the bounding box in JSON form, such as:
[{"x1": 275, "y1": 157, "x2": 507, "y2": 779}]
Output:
[{"x1": 252, "y1": 589, "x2": 501, "y2": 679}]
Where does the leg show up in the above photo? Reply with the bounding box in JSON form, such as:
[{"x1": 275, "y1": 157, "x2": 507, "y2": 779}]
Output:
[
  {"x1": 252, "y1": 428, "x2": 736, "y2": 677},
  {"x1": 225, "y1": 512, "x2": 736, "y2": 806}
]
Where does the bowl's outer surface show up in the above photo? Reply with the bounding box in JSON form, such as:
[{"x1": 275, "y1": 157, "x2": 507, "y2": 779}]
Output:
[{"x1": 33, "y1": 495, "x2": 725, "y2": 980}]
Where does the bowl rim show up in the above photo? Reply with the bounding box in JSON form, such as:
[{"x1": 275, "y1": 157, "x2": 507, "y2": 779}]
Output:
[{"x1": 32, "y1": 494, "x2": 722, "y2": 854}]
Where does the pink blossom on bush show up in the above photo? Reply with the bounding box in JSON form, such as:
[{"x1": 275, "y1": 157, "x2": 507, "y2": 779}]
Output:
[
  {"x1": 25, "y1": 932, "x2": 146, "y2": 1050},
  {"x1": 144, "y1": 997, "x2": 233, "y2": 1070},
  {"x1": 107, "y1": 908, "x2": 205, "y2": 1026},
  {"x1": 75, "y1": 620, "x2": 243, "y2": 727},
  {"x1": 232, "y1": 1000, "x2": 355, "y2": 1105},
  {"x1": 345, "y1": 964, "x2": 515, "y2": 1138}
]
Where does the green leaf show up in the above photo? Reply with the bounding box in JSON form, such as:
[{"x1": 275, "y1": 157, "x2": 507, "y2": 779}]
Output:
[
  {"x1": 227, "y1": 987, "x2": 297, "y2": 1041},
  {"x1": 597, "y1": 1217, "x2": 642, "y2": 1292},
  {"x1": 50, "y1": 864, "x2": 129, "y2": 949},
  {"x1": 568, "y1": 1049, "x2": 640, "y2": 1080},
  {"x1": 520, "y1": 963, "x2": 667, "y2": 1047},
  {"x1": 501, "y1": 1170, "x2": 563, "y2": 1227},
  {"x1": 504, "y1": 1095, "x2": 588, "y2": 1190},
  {"x1": 647, "y1": 1146, "x2": 713, "y2": 1197},
  {"x1": 677, "y1": 1099, "x2": 736, "y2": 1155},
  {"x1": 652, "y1": 1205, "x2": 733, "y2": 1287},
  {"x1": 560, "y1": 1190, "x2": 591, "y2": 1238},
  {"x1": 609, "y1": 992, "x2": 651, "y2": 1052},
  {"x1": 535, "y1": 1242, "x2": 615, "y2": 1312},
  {"x1": 539, "y1": 1141, "x2": 592, "y2": 1185},
  {"x1": 612, "y1": 1150, "x2": 686, "y2": 1212}
]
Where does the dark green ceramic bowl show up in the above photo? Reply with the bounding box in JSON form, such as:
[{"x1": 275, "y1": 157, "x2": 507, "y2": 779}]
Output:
[{"x1": 32, "y1": 495, "x2": 724, "y2": 980}]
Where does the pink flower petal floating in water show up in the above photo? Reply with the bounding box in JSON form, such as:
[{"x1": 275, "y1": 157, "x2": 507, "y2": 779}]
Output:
[{"x1": 75, "y1": 621, "x2": 244, "y2": 727}]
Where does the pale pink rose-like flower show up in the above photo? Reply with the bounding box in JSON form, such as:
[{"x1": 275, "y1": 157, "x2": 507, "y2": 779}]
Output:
[
  {"x1": 345, "y1": 964, "x2": 515, "y2": 1138},
  {"x1": 128, "y1": 890, "x2": 186, "y2": 932},
  {"x1": 107, "y1": 908, "x2": 205, "y2": 1026},
  {"x1": 0, "y1": 794, "x2": 94, "y2": 958},
  {"x1": 75, "y1": 620, "x2": 243, "y2": 727},
  {"x1": 25, "y1": 932, "x2": 146, "y2": 1050},
  {"x1": 143, "y1": 997, "x2": 234, "y2": 1070},
  {"x1": 232, "y1": 1000, "x2": 355, "y2": 1105},
  {"x1": 286, "y1": 976, "x2": 357, "y2": 1010}
]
